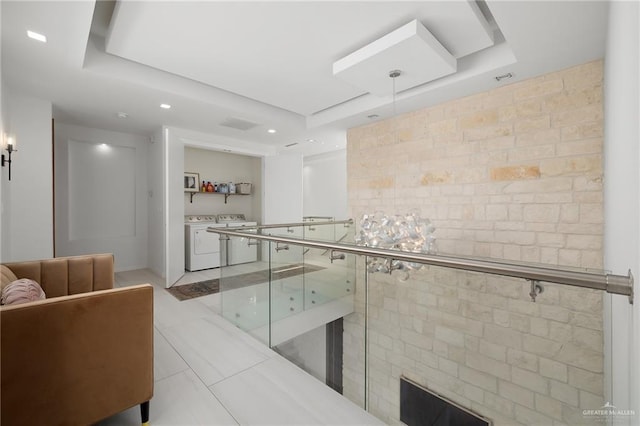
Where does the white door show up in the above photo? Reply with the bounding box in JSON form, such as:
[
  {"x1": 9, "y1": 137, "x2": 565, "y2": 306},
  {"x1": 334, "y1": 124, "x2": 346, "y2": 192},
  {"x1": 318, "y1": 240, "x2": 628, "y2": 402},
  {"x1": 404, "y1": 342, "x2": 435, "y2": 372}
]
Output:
[{"x1": 165, "y1": 127, "x2": 185, "y2": 287}]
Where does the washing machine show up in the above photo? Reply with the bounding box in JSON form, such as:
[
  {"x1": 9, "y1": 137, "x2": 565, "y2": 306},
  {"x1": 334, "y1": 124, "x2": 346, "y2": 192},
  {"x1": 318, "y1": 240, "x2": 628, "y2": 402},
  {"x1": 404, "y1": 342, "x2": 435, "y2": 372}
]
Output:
[
  {"x1": 217, "y1": 214, "x2": 258, "y2": 265},
  {"x1": 185, "y1": 215, "x2": 227, "y2": 271}
]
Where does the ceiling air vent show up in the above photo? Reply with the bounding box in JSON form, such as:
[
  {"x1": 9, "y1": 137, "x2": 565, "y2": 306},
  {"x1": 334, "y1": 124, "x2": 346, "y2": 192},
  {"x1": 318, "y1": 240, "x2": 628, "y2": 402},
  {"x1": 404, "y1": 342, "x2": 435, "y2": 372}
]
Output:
[{"x1": 219, "y1": 117, "x2": 260, "y2": 131}]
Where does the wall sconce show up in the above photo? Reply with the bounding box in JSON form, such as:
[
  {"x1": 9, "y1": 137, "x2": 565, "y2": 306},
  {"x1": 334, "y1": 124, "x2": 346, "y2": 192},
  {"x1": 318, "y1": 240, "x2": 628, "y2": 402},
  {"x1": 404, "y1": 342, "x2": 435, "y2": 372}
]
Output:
[{"x1": 2, "y1": 134, "x2": 16, "y2": 181}]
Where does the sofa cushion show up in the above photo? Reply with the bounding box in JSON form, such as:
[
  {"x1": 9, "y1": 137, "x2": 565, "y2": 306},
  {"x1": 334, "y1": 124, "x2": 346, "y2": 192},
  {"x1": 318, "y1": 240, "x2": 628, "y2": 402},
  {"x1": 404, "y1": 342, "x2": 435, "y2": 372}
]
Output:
[
  {"x1": 0, "y1": 266, "x2": 18, "y2": 293},
  {"x1": 1, "y1": 279, "x2": 46, "y2": 305}
]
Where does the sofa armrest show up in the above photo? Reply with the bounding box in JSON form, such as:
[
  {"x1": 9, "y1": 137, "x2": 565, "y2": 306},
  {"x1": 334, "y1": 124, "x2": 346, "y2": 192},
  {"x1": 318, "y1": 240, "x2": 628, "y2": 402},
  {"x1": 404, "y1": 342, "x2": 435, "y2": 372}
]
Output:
[{"x1": 0, "y1": 284, "x2": 153, "y2": 425}]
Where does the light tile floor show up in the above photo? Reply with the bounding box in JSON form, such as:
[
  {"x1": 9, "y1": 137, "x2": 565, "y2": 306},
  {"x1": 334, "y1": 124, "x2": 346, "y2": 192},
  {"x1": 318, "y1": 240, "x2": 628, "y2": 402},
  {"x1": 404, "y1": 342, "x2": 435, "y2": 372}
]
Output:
[{"x1": 98, "y1": 268, "x2": 382, "y2": 426}]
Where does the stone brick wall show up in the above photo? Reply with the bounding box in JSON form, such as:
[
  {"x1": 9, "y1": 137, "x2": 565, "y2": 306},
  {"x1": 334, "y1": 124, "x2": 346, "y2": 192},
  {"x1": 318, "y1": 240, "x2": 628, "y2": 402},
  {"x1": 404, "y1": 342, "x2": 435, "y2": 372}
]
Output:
[{"x1": 344, "y1": 61, "x2": 605, "y2": 425}]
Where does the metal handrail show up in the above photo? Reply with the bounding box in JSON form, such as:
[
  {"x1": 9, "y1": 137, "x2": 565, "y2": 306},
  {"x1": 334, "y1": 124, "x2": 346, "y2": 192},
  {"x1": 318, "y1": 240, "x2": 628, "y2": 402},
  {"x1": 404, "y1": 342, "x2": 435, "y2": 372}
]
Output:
[
  {"x1": 208, "y1": 226, "x2": 634, "y2": 302},
  {"x1": 225, "y1": 219, "x2": 352, "y2": 231}
]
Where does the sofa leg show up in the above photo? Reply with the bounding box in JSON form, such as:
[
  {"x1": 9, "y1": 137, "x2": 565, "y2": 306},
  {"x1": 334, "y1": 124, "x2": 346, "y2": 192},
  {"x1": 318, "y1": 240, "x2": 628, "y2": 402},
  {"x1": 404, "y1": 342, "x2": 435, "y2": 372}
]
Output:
[{"x1": 140, "y1": 401, "x2": 150, "y2": 426}]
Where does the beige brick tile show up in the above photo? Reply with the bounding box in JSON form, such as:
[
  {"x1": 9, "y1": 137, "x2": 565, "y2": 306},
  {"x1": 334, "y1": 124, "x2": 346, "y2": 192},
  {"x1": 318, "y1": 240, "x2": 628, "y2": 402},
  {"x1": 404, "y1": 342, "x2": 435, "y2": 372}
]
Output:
[
  {"x1": 509, "y1": 312, "x2": 531, "y2": 333},
  {"x1": 568, "y1": 366, "x2": 603, "y2": 396},
  {"x1": 459, "y1": 366, "x2": 498, "y2": 393},
  {"x1": 479, "y1": 340, "x2": 507, "y2": 362},
  {"x1": 482, "y1": 393, "x2": 515, "y2": 419},
  {"x1": 515, "y1": 114, "x2": 551, "y2": 133},
  {"x1": 568, "y1": 312, "x2": 602, "y2": 331},
  {"x1": 420, "y1": 170, "x2": 453, "y2": 185},
  {"x1": 460, "y1": 300, "x2": 493, "y2": 322},
  {"x1": 512, "y1": 366, "x2": 549, "y2": 394},
  {"x1": 523, "y1": 334, "x2": 563, "y2": 357},
  {"x1": 459, "y1": 110, "x2": 499, "y2": 129},
  {"x1": 560, "y1": 289, "x2": 602, "y2": 313},
  {"x1": 578, "y1": 390, "x2": 604, "y2": 410},
  {"x1": 579, "y1": 203, "x2": 603, "y2": 224},
  {"x1": 499, "y1": 380, "x2": 535, "y2": 409},
  {"x1": 535, "y1": 394, "x2": 564, "y2": 421},
  {"x1": 540, "y1": 247, "x2": 559, "y2": 264},
  {"x1": 571, "y1": 327, "x2": 603, "y2": 352},
  {"x1": 464, "y1": 124, "x2": 513, "y2": 141},
  {"x1": 552, "y1": 104, "x2": 602, "y2": 127},
  {"x1": 435, "y1": 325, "x2": 465, "y2": 348},
  {"x1": 515, "y1": 405, "x2": 553, "y2": 426},
  {"x1": 530, "y1": 317, "x2": 550, "y2": 337},
  {"x1": 524, "y1": 204, "x2": 560, "y2": 223},
  {"x1": 436, "y1": 357, "x2": 458, "y2": 378},
  {"x1": 516, "y1": 128, "x2": 561, "y2": 146},
  {"x1": 540, "y1": 357, "x2": 568, "y2": 382},
  {"x1": 548, "y1": 321, "x2": 572, "y2": 342},
  {"x1": 561, "y1": 123, "x2": 603, "y2": 141},
  {"x1": 466, "y1": 352, "x2": 512, "y2": 381},
  {"x1": 463, "y1": 383, "x2": 485, "y2": 404},
  {"x1": 542, "y1": 85, "x2": 602, "y2": 112},
  {"x1": 550, "y1": 379, "x2": 579, "y2": 406},
  {"x1": 556, "y1": 344, "x2": 603, "y2": 373},
  {"x1": 506, "y1": 348, "x2": 538, "y2": 372},
  {"x1": 514, "y1": 79, "x2": 564, "y2": 101},
  {"x1": 484, "y1": 323, "x2": 523, "y2": 350}
]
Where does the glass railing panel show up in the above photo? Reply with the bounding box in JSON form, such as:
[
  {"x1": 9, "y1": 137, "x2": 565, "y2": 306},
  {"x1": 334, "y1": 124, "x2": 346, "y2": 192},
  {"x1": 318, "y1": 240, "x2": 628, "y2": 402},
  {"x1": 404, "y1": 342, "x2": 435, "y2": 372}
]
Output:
[
  {"x1": 219, "y1": 234, "x2": 270, "y2": 344},
  {"x1": 266, "y1": 236, "x2": 305, "y2": 346},
  {"x1": 351, "y1": 261, "x2": 609, "y2": 426}
]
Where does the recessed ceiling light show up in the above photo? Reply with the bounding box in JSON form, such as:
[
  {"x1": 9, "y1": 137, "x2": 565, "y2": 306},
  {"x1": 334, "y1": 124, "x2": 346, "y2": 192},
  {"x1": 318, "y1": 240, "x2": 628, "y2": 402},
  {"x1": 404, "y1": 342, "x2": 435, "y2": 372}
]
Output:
[
  {"x1": 267, "y1": 129, "x2": 277, "y2": 134},
  {"x1": 160, "y1": 103, "x2": 171, "y2": 109},
  {"x1": 116, "y1": 112, "x2": 128, "y2": 119},
  {"x1": 27, "y1": 30, "x2": 47, "y2": 43},
  {"x1": 306, "y1": 139, "x2": 316, "y2": 143}
]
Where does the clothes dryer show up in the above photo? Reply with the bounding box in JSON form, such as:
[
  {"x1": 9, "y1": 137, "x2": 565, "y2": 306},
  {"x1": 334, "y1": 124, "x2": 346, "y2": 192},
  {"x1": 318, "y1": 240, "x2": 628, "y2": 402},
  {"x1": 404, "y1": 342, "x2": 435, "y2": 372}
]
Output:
[
  {"x1": 217, "y1": 214, "x2": 258, "y2": 265},
  {"x1": 185, "y1": 215, "x2": 227, "y2": 271}
]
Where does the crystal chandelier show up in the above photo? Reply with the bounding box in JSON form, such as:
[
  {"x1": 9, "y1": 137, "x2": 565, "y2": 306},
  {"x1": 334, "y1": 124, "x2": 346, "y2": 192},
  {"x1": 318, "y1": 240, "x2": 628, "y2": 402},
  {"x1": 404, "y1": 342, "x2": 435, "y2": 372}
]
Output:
[{"x1": 355, "y1": 211, "x2": 437, "y2": 280}]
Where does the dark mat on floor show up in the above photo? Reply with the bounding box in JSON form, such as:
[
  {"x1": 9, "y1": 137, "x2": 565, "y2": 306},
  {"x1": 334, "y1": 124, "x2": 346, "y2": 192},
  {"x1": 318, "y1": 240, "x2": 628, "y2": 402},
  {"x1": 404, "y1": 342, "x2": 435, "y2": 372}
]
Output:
[{"x1": 167, "y1": 263, "x2": 326, "y2": 301}]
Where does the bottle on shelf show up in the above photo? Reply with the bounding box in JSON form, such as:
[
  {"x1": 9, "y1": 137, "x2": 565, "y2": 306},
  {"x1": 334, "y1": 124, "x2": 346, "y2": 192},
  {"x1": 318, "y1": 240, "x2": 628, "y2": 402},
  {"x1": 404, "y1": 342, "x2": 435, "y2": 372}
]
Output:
[
  {"x1": 207, "y1": 181, "x2": 214, "y2": 192},
  {"x1": 201, "y1": 181, "x2": 206, "y2": 192}
]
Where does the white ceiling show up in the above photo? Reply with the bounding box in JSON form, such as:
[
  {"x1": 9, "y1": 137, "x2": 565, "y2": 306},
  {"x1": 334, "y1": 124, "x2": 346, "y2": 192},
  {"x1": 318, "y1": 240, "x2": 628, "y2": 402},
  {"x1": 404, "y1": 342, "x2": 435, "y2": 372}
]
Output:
[{"x1": 1, "y1": 1, "x2": 609, "y2": 157}]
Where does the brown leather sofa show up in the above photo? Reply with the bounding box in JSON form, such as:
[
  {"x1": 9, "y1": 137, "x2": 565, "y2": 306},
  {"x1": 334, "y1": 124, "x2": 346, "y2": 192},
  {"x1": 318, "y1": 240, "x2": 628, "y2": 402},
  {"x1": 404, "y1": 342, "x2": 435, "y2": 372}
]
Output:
[{"x1": 0, "y1": 254, "x2": 153, "y2": 426}]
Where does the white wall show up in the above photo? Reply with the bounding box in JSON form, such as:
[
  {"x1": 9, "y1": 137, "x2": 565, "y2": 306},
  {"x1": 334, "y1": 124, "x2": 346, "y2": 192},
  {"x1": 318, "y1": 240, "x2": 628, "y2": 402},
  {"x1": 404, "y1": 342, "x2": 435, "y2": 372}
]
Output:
[
  {"x1": 263, "y1": 154, "x2": 303, "y2": 224},
  {"x1": 184, "y1": 147, "x2": 262, "y2": 221},
  {"x1": 1, "y1": 89, "x2": 53, "y2": 261},
  {"x1": 303, "y1": 150, "x2": 348, "y2": 219},
  {"x1": 0, "y1": 0, "x2": 5, "y2": 262},
  {"x1": 603, "y1": 0, "x2": 640, "y2": 419},
  {"x1": 54, "y1": 123, "x2": 149, "y2": 271},
  {"x1": 165, "y1": 127, "x2": 185, "y2": 286},
  {"x1": 147, "y1": 127, "x2": 165, "y2": 277}
]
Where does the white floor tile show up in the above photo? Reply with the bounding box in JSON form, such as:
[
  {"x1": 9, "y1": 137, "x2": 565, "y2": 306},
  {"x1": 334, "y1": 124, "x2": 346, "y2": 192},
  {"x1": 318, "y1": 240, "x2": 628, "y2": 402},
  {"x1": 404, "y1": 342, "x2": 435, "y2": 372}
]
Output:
[
  {"x1": 151, "y1": 370, "x2": 238, "y2": 426},
  {"x1": 160, "y1": 316, "x2": 271, "y2": 386},
  {"x1": 154, "y1": 327, "x2": 189, "y2": 381},
  {"x1": 210, "y1": 356, "x2": 384, "y2": 426}
]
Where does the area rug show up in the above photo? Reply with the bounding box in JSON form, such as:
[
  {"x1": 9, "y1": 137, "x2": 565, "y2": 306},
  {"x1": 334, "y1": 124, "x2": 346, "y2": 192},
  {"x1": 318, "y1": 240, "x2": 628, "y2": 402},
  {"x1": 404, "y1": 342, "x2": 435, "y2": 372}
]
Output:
[{"x1": 167, "y1": 263, "x2": 325, "y2": 301}]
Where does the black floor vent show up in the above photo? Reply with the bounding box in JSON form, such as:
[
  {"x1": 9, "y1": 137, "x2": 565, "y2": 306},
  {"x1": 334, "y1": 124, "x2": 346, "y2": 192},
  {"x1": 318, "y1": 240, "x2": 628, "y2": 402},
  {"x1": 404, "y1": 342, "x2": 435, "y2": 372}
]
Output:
[{"x1": 400, "y1": 377, "x2": 491, "y2": 426}]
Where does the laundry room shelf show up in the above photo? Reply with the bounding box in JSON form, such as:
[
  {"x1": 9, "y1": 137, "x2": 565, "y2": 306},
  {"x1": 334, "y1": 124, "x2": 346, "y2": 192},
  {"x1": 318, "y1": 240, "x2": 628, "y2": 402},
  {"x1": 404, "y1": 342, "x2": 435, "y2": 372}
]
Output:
[{"x1": 186, "y1": 191, "x2": 249, "y2": 204}]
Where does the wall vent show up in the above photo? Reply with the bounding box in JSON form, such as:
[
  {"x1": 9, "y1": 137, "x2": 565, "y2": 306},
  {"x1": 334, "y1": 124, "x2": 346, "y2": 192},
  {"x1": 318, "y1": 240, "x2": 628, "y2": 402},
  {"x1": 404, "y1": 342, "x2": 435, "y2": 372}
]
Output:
[
  {"x1": 400, "y1": 377, "x2": 491, "y2": 426},
  {"x1": 219, "y1": 117, "x2": 260, "y2": 131}
]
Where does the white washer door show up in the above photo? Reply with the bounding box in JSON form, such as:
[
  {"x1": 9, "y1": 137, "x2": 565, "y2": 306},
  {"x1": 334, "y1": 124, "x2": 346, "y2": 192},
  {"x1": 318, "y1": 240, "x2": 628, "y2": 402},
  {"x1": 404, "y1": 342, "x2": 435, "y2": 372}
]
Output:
[{"x1": 194, "y1": 228, "x2": 220, "y2": 254}]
